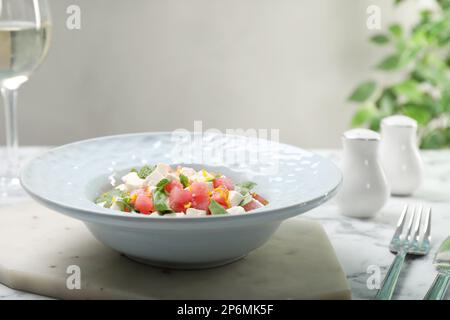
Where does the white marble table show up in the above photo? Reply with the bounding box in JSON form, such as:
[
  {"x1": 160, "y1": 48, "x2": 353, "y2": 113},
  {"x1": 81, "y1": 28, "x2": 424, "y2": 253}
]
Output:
[{"x1": 1, "y1": 147, "x2": 449, "y2": 300}]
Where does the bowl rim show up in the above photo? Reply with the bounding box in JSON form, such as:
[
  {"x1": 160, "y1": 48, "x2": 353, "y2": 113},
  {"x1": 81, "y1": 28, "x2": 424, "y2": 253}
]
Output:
[{"x1": 20, "y1": 132, "x2": 342, "y2": 224}]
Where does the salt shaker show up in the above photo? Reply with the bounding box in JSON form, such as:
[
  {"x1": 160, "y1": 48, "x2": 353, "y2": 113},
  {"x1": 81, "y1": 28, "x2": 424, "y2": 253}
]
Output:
[
  {"x1": 379, "y1": 115, "x2": 423, "y2": 196},
  {"x1": 336, "y1": 129, "x2": 390, "y2": 218}
]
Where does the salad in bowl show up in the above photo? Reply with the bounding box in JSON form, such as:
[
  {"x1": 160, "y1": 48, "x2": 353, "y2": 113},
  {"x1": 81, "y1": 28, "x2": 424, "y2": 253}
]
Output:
[
  {"x1": 21, "y1": 132, "x2": 341, "y2": 269},
  {"x1": 96, "y1": 164, "x2": 268, "y2": 217}
]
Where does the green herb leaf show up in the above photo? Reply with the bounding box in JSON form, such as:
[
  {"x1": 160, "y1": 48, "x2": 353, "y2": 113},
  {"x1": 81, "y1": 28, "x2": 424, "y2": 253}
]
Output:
[
  {"x1": 393, "y1": 80, "x2": 423, "y2": 102},
  {"x1": 209, "y1": 199, "x2": 228, "y2": 215},
  {"x1": 376, "y1": 54, "x2": 402, "y2": 70},
  {"x1": 439, "y1": 90, "x2": 450, "y2": 112},
  {"x1": 351, "y1": 103, "x2": 378, "y2": 127},
  {"x1": 137, "y1": 165, "x2": 156, "y2": 179},
  {"x1": 370, "y1": 34, "x2": 389, "y2": 45},
  {"x1": 445, "y1": 54, "x2": 450, "y2": 68},
  {"x1": 156, "y1": 178, "x2": 170, "y2": 190},
  {"x1": 421, "y1": 128, "x2": 448, "y2": 149},
  {"x1": 388, "y1": 24, "x2": 403, "y2": 38},
  {"x1": 369, "y1": 115, "x2": 383, "y2": 132},
  {"x1": 348, "y1": 81, "x2": 377, "y2": 102},
  {"x1": 95, "y1": 189, "x2": 129, "y2": 208},
  {"x1": 153, "y1": 189, "x2": 172, "y2": 213},
  {"x1": 239, "y1": 193, "x2": 253, "y2": 206},
  {"x1": 402, "y1": 104, "x2": 431, "y2": 125},
  {"x1": 236, "y1": 181, "x2": 257, "y2": 195},
  {"x1": 115, "y1": 199, "x2": 135, "y2": 212},
  {"x1": 237, "y1": 181, "x2": 257, "y2": 190},
  {"x1": 151, "y1": 178, "x2": 173, "y2": 213},
  {"x1": 377, "y1": 89, "x2": 397, "y2": 114},
  {"x1": 179, "y1": 174, "x2": 190, "y2": 188}
]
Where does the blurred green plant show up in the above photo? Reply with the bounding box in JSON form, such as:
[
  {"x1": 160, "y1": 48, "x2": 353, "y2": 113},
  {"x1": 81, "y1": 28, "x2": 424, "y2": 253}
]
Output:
[{"x1": 348, "y1": 0, "x2": 450, "y2": 148}]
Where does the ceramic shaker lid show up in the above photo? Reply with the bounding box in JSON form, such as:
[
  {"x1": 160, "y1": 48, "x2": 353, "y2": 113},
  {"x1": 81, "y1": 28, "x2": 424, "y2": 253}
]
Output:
[
  {"x1": 381, "y1": 115, "x2": 417, "y2": 128},
  {"x1": 342, "y1": 128, "x2": 380, "y2": 141}
]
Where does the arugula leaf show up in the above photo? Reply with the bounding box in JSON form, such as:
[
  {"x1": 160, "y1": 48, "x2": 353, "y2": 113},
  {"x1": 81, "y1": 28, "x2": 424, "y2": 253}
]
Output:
[
  {"x1": 237, "y1": 181, "x2": 257, "y2": 190},
  {"x1": 151, "y1": 178, "x2": 173, "y2": 213},
  {"x1": 239, "y1": 193, "x2": 253, "y2": 206},
  {"x1": 179, "y1": 174, "x2": 190, "y2": 188},
  {"x1": 137, "y1": 165, "x2": 156, "y2": 179},
  {"x1": 156, "y1": 178, "x2": 170, "y2": 190},
  {"x1": 209, "y1": 199, "x2": 228, "y2": 215},
  {"x1": 153, "y1": 189, "x2": 172, "y2": 213},
  {"x1": 115, "y1": 199, "x2": 135, "y2": 212},
  {"x1": 95, "y1": 189, "x2": 129, "y2": 208},
  {"x1": 236, "y1": 181, "x2": 257, "y2": 195}
]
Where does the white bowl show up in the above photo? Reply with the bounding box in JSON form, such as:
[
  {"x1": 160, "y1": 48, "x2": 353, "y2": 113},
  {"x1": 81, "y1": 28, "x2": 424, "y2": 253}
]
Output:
[{"x1": 21, "y1": 132, "x2": 341, "y2": 269}]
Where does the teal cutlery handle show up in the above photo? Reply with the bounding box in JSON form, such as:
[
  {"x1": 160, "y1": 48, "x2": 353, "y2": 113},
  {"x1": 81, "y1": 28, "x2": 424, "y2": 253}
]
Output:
[
  {"x1": 375, "y1": 251, "x2": 407, "y2": 300},
  {"x1": 424, "y1": 273, "x2": 450, "y2": 300}
]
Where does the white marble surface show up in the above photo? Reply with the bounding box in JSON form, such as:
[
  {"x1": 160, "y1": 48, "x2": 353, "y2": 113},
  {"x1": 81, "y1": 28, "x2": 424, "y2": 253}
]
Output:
[
  {"x1": 0, "y1": 147, "x2": 449, "y2": 300},
  {"x1": 0, "y1": 203, "x2": 350, "y2": 300}
]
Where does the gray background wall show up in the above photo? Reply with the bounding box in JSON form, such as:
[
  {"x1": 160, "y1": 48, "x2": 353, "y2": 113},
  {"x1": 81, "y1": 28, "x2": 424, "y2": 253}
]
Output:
[{"x1": 0, "y1": 0, "x2": 420, "y2": 148}]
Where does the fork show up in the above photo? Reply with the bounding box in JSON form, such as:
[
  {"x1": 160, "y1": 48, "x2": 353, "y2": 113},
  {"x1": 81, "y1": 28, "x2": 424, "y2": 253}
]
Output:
[{"x1": 375, "y1": 204, "x2": 432, "y2": 300}]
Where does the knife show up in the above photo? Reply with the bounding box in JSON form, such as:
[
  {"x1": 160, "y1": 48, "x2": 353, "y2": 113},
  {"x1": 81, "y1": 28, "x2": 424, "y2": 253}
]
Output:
[{"x1": 424, "y1": 236, "x2": 450, "y2": 300}]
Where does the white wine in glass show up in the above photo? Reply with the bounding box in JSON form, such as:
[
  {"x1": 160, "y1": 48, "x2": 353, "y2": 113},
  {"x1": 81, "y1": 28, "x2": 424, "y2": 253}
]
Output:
[{"x1": 0, "y1": 0, "x2": 51, "y2": 196}]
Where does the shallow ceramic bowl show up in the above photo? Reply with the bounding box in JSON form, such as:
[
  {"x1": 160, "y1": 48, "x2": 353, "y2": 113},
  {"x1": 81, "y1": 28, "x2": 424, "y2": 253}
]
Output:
[{"x1": 21, "y1": 132, "x2": 341, "y2": 269}]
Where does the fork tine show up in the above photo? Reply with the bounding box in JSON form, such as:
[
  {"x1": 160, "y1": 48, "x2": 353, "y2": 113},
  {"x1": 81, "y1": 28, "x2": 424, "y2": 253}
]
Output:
[
  {"x1": 411, "y1": 205, "x2": 423, "y2": 244},
  {"x1": 404, "y1": 205, "x2": 416, "y2": 242},
  {"x1": 422, "y1": 207, "x2": 432, "y2": 245},
  {"x1": 392, "y1": 204, "x2": 408, "y2": 242},
  {"x1": 413, "y1": 205, "x2": 423, "y2": 240}
]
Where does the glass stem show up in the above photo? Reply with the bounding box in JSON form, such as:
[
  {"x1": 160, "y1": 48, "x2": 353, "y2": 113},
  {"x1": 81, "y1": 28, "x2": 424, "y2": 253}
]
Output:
[{"x1": 1, "y1": 87, "x2": 19, "y2": 179}]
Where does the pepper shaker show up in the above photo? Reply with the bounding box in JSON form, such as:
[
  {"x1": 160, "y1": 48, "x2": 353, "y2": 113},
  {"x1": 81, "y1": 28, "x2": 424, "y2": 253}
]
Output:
[
  {"x1": 379, "y1": 115, "x2": 423, "y2": 196},
  {"x1": 336, "y1": 129, "x2": 390, "y2": 218}
]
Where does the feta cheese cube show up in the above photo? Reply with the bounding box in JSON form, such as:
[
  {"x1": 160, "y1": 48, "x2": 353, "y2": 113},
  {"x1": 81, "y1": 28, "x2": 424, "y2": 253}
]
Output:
[
  {"x1": 143, "y1": 163, "x2": 174, "y2": 186},
  {"x1": 186, "y1": 208, "x2": 208, "y2": 216},
  {"x1": 144, "y1": 169, "x2": 166, "y2": 187},
  {"x1": 180, "y1": 167, "x2": 196, "y2": 178},
  {"x1": 155, "y1": 163, "x2": 171, "y2": 176},
  {"x1": 167, "y1": 172, "x2": 180, "y2": 182},
  {"x1": 228, "y1": 190, "x2": 244, "y2": 207},
  {"x1": 121, "y1": 172, "x2": 145, "y2": 191},
  {"x1": 227, "y1": 206, "x2": 245, "y2": 215}
]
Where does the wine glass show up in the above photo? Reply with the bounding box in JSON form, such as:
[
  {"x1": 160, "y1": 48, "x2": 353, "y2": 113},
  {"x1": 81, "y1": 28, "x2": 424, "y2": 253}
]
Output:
[{"x1": 0, "y1": 0, "x2": 51, "y2": 196}]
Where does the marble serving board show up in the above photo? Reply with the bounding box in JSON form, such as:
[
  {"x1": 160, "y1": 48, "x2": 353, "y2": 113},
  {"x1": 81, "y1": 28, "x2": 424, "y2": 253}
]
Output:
[{"x1": 0, "y1": 202, "x2": 350, "y2": 300}]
